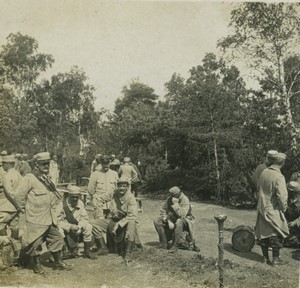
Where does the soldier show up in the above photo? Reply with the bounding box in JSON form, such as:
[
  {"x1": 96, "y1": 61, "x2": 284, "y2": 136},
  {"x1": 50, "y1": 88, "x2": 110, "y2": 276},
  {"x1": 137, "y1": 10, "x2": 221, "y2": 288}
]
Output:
[
  {"x1": 2, "y1": 155, "x2": 22, "y2": 239},
  {"x1": 15, "y1": 152, "x2": 72, "y2": 274},
  {"x1": 118, "y1": 157, "x2": 138, "y2": 193},
  {"x1": 153, "y1": 186, "x2": 199, "y2": 253},
  {"x1": 93, "y1": 178, "x2": 138, "y2": 265},
  {"x1": 254, "y1": 152, "x2": 289, "y2": 266},
  {"x1": 88, "y1": 155, "x2": 119, "y2": 219},
  {"x1": 109, "y1": 154, "x2": 121, "y2": 172},
  {"x1": 90, "y1": 154, "x2": 102, "y2": 174},
  {"x1": 57, "y1": 185, "x2": 97, "y2": 260}
]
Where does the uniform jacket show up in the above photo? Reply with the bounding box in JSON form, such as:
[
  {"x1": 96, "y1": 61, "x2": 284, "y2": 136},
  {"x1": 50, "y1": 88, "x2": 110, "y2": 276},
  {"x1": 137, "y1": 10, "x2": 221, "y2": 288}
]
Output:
[
  {"x1": 255, "y1": 165, "x2": 289, "y2": 238},
  {"x1": 88, "y1": 169, "x2": 118, "y2": 203},
  {"x1": 57, "y1": 198, "x2": 90, "y2": 232},
  {"x1": 3, "y1": 168, "x2": 22, "y2": 196},
  {"x1": 118, "y1": 163, "x2": 138, "y2": 183},
  {"x1": 110, "y1": 190, "x2": 138, "y2": 228}
]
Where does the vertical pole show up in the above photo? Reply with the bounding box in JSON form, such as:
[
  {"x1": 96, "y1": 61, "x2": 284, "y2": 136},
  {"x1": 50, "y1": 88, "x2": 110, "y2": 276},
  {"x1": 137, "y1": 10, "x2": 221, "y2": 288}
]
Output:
[{"x1": 214, "y1": 214, "x2": 227, "y2": 288}]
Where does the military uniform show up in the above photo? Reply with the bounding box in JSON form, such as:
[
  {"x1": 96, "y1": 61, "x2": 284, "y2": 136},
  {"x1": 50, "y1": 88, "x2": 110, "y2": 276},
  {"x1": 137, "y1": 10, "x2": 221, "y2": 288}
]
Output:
[{"x1": 88, "y1": 169, "x2": 118, "y2": 219}]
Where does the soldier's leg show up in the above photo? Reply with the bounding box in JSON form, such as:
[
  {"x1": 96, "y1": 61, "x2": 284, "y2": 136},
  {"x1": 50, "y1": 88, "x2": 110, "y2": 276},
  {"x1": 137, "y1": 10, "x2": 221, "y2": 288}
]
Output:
[
  {"x1": 153, "y1": 217, "x2": 168, "y2": 249},
  {"x1": 269, "y1": 235, "x2": 288, "y2": 266},
  {"x1": 46, "y1": 225, "x2": 72, "y2": 271},
  {"x1": 124, "y1": 220, "x2": 137, "y2": 265},
  {"x1": 81, "y1": 222, "x2": 97, "y2": 260},
  {"x1": 169, "y1": 218, "x2": 187, "y2": 253},
  {"x1": 92, "y1": 218, "x2": 109, "y2": 255}
]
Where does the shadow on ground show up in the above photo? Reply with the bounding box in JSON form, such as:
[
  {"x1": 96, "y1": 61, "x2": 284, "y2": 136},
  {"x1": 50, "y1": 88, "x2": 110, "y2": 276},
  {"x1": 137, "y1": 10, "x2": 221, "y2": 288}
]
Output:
[{"x1": 223, "y1": 243, "x2": 262, "y2": 263}]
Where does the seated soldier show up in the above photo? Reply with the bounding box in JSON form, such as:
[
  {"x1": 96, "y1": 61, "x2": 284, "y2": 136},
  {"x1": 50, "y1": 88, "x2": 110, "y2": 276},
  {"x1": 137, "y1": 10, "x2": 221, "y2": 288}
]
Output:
[
  {"x1": 153, "y1": 186, "x2": 199, "y2": 253},
  {"x1": 92, "y1": 178, "x2": 139, "y2": 265},
  {"x1": 284, "y1": 181, "x2": 300, "y2": 247},
  {"x1": 57, "y1": 185, "x2": 97, "y2": 260}
]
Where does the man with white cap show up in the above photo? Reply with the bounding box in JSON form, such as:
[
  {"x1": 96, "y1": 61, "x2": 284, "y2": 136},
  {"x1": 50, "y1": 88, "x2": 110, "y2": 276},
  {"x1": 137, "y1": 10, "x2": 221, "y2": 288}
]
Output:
[
  {"x1": 57, "y1": 185, "x2": 97, "y2": 260},
  {"x1": 254, "y1": 152, "x2": 290, "y2": 266},
  {"x1": 153, "y1": 186, "x2": 198, "y2": 253},
  {"x1": 251, "y1": 150, "x2": 278, "y2": 196},
  {"x1": 15, "y1": 152, "x2": 72, "y2": 274},
  {"x1": 90, "y1": 154, "x2": 102, "y2": 174}
]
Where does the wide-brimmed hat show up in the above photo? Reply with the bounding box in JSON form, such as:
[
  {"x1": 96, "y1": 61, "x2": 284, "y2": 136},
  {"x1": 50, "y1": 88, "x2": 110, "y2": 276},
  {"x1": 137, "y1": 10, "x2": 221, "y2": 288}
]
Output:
[
  {"x1": 67, "y1": 185, "x2": 81, "y2": 196},
  {"x1": 36, "y1": 152, "x2": 51, "y2": 162},
  {"x1": 2, "y1": 155, "x2": 16, "y2": 163},
  {"x1": 287, "y1": 181, "x2": 300, "y2": 193}
]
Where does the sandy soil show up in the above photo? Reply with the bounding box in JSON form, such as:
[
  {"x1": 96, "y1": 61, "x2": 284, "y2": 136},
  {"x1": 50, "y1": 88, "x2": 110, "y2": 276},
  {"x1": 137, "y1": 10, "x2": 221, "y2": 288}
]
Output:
[{"x1": 0, "y1": 198, "x2": 299, "y2": 288}]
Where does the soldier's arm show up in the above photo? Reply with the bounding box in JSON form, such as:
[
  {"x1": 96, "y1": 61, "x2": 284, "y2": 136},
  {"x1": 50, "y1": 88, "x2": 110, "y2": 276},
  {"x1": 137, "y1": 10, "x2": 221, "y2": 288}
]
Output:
[
  {"x1": 56, "y1": 202, "x2": 73, "y2": 232},
  {"x1": 171, "y1": 196, "x2": 190, "y2": 218},
  {"x1": 275, "y1": 175, "x2": 288, "y2": 212},
  {"x1": 14, "y1": 175, "x2": 32, "y2": 211},
  {"x1": 117, "y1": 198, "x2": 138, "y2": 228},
  {"x1": 87, "y1": 172, "x2": 96, "y2": 196}
]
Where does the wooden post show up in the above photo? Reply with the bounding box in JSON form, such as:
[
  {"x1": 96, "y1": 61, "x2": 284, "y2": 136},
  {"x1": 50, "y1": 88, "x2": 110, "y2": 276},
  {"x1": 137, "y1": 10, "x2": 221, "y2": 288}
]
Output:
[{"x1": 214, "y1": 214, "x2": 227, "y2": 288}]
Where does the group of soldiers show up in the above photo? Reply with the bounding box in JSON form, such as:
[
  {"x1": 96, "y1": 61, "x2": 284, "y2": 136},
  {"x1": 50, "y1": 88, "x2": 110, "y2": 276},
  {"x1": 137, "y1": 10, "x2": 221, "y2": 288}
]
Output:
[
  {"x1": 253, "y1": 150, "x2": 300, "y2": 266},
  {"x1": 0, "y1": 151, "x2": 198, "y2": 275}
]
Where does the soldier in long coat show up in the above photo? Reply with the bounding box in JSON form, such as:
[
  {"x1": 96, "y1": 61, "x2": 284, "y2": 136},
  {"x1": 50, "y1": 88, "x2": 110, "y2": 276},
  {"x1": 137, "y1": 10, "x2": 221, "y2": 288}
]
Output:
[
  {"x1": 254, "y1": 152, "x2": 289, "y2": 266},
  {"x1": 15, "y1": 152, "x2": 72, "y2": 275}
]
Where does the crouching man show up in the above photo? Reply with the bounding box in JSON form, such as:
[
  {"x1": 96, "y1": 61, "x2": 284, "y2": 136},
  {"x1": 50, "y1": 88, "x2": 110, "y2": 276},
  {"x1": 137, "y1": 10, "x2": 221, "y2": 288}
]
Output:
[
  {"x1": 154, "y1": 186, "x2": 199, "y2": 253},
  {"x1": 92, "y1": 178, "x2": 138, "y2": 265},
  {"x1": 57, "y1": 185, "x2": 97, "y2": 260}
]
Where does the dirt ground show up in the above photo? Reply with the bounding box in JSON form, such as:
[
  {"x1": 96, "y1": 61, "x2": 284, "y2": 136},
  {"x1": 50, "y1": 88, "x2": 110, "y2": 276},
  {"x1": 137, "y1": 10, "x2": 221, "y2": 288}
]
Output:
[{"x1": 0, "y1": 198, "x2": 299, "y2": 288}]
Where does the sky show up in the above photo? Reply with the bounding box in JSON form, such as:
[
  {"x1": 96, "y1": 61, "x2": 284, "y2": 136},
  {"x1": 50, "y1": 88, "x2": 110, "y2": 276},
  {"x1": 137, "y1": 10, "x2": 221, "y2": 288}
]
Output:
[{"x1": 0, "y1": 1, "x2": 238, "y2": 111}]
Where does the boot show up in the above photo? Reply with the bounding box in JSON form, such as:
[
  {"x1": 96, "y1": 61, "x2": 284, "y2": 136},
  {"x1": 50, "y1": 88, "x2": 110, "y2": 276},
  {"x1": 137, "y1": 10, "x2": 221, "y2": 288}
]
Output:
[
  {"x1": 83, "y1": 242, "x2": 97, "y2": 260},
  {"x1": 272, "y1": 248, "x2": 288, "y2": 266},
  {"x1": 124, "y1": 240, "x2": 134, "y2": 266},
  {"x1": 95, "y1": 237, "x2": 108, "y2": 256},
  {"x1": 261, "y1": 246, "x2": 271, "y2": 265},
  {"x1": 51, "y1": 251, "x2": 73, "y2": 270},
  {"x1": 18, "y1": 249, "x2": 31, "y2": 269},
  {"x1": 154, "y1": 224, "x2": 168, "y2": 249},
  {"x1": 169, "y1": 226, "x2": 182, "y2": 253},
  {"x1": 32, "y1": 255, "x2": 45, "y2": 275}
]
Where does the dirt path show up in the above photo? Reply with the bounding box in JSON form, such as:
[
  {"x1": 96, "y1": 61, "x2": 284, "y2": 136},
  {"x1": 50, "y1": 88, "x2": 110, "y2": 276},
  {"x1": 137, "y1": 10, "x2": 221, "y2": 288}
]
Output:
[{"x1": 0, "y1": 198, "x2": 299, "y2": 288}]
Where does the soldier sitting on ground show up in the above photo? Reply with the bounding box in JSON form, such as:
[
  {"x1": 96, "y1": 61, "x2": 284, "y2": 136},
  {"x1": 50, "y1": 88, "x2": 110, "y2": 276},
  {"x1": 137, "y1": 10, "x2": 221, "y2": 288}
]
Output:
[
  {"x1": 57, "y1": 185, "x2": 97, "y2": 260},
  {"x1": 284, "y1": 181, "x2": 300, "y2": 247},
  {"x1": 153, "y1": 186, "x2": 199, "y2": 253}
]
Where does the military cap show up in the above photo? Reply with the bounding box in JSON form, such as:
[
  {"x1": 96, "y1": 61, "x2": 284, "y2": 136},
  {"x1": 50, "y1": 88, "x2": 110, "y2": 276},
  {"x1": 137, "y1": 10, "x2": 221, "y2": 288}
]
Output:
[
  {"x1": 266, "y1": 150, "x2": 278, "y2": 157},
  {"x1": 100, "y1": 154, "x2": 110, "y2": 164},
  {"x1": 287, "y1": 181, "x2": 300, "y2": 193},
  {"x1": 95, "y1": 154, "x2": 102, "y2": 159},
  {"x1": 273, "y1": 152, "x2": 286, "y2": 160},
  {"x1": 111, "y1": 154, "x2": 116, "y2": 158},
  {"x1": 123, "y1": 157, "x2": 130, "y2": 163},
  {"x1": 117, "y1": 177, "x2": 130, "y2": 185},
  {"x1": 0, "y1": 151, "x2": 7, "y2": 156},
  {"x1": 36, "y1": 152, "x2": 51, "y2": 162},
  {"x1": 15, "y1": 153, "x2": 21, "y2": 159},
  {"x1": 2, "y1": 155, "x2": 16, "y2": 163},
  {"x1": 67, "y1": 185, "x2": 81, "y2": 196},
  {"x1": 169, "y1": 186, "x2": 181, "y2": 194}
]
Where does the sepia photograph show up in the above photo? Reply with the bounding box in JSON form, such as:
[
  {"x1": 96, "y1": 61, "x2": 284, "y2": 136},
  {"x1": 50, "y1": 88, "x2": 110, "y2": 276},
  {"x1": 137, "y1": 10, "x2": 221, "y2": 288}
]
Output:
[{"x1": 0, "y1": 1, "x2": 299, "y2": 287}]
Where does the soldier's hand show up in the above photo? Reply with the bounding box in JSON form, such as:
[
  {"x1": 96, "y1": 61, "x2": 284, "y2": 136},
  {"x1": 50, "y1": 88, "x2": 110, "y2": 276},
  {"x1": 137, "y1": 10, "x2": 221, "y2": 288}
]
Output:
[
  {"x1": 70, "y1": 224, "x2": 79, "y2": 232},
  {"x1": 288, "y1": 221, "x2": 296, "y2": 228},
  {"x1": 112, "y1": 223, "x2": 120, "y2": 235},
  {"x1": 172, "y1": 197, "x2": 179, "y2": 204}
]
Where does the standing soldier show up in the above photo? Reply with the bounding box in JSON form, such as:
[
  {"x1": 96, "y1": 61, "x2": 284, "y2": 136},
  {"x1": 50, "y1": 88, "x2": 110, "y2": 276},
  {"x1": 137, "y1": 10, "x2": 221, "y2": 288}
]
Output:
[
  {"x1": 2, "y1": 155, "x2": 22, "y2": 239},
  {"x1": 88, "y1": 155, "x2": 119, "y2": 220},
  {"x1": 118, "y1": 157, "x2": 138, "y2": 191},
  {"x1": 15, "y1": 152, "x2": 72, "y2": 275},
  {"x1": 255, "y1": 152, "x2": 289, "y2": 266}
]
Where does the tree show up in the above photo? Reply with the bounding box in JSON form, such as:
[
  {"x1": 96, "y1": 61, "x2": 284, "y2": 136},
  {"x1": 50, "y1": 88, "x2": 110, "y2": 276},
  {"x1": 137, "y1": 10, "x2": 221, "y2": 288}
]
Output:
[
  {"x1": 114, "y1": 80, "x2": 158, "y2": 114},
  {"x1": 218, "y1": 3, "x2": 300, "y2": 153}
]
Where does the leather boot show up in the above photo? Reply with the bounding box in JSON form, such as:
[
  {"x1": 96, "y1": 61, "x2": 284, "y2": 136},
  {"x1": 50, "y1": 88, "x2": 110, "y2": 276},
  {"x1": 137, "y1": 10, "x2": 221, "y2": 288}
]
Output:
[
  {"x1": 95, "y1": 237, "x2": 108, "y2": 256},
  {"x1": 272, "y1": 248, "x2": 288, "y2": 266},
  {"x1": 51, "y1": 251, "x2": 73, "y2": 270},
  {"x1": 124, "y1": 240, "x2": 134, "y2": 266},
  {"x1": 32, "y1": 255, "x2": 45, "y2": 275},
  {"x1": 83, "y1": 242, "x2": 97, "y2": 260},
  {"x1": 169, "y1": 225, "x2": 182, "y2": 253},
  {"x1": 154, "y1": 222, "x2": 168, "y2": 249}
]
